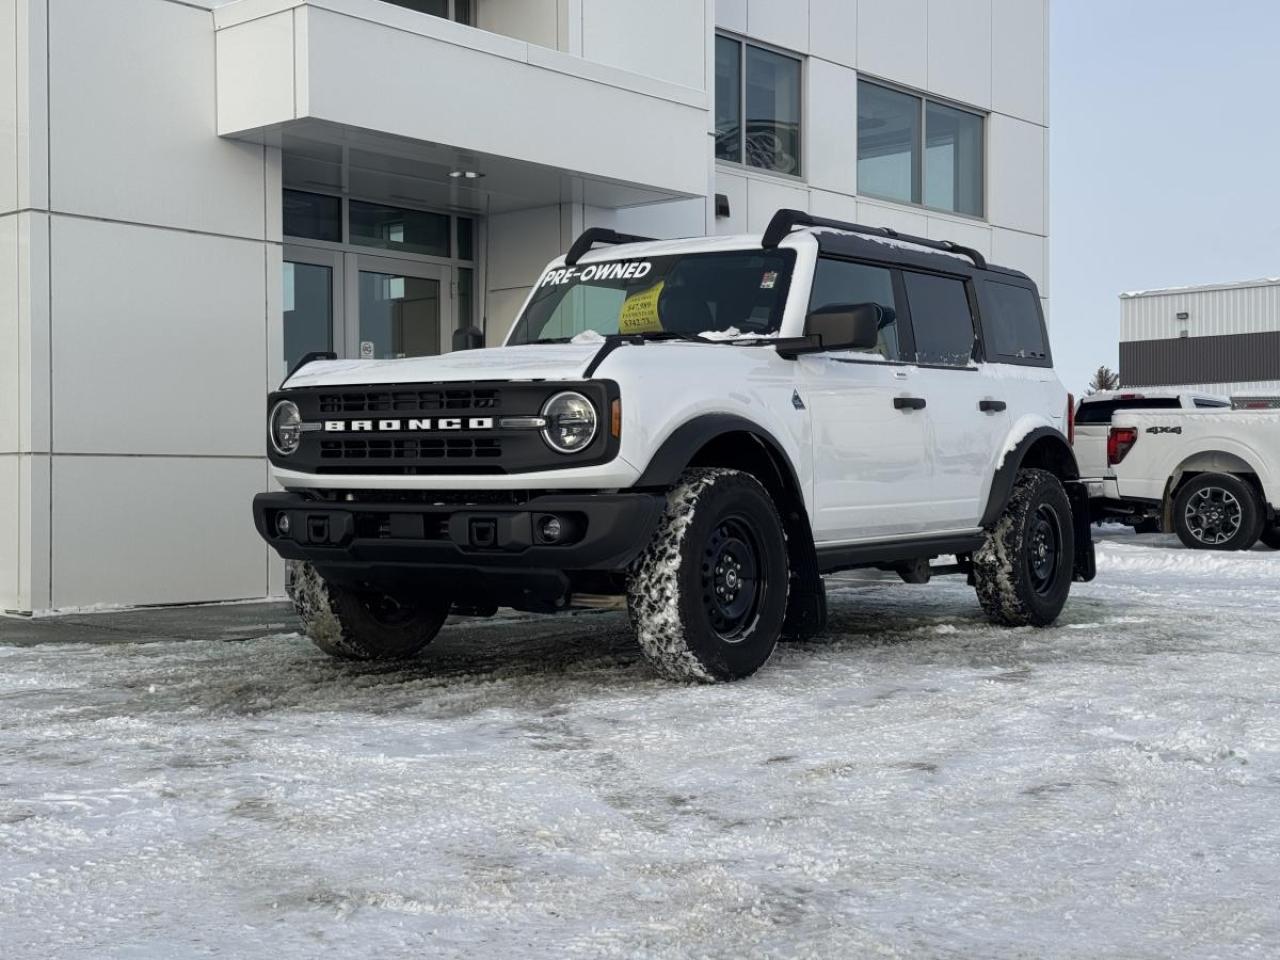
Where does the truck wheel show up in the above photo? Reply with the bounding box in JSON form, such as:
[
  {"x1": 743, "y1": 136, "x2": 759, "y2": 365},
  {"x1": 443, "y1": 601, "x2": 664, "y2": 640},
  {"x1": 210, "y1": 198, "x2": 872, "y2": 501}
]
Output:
[
  {"x1": 973, "y1": 469, "x2": 1075, "y2": 628},
  {"x1": 1261, "y1": 526, "x2": 1280, "y2": 550},
  {"x1": 627, "y1": 469, "x2": 789, "y2": 682},
  {"x1": 1133, "y1": 517, "x2": 1162, "y2": 535},
  {"x1": 1172, "y1": 473, "x2": 1263, "y2": 551},
  {"x1": 289, "y1": 561, "x2": 448, "y2": 660}
]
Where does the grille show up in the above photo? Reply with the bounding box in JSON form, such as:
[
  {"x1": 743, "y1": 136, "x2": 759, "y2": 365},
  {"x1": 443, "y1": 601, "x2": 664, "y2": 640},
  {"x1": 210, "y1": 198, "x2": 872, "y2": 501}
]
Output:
[
  {"x1": 320, "y1": 438, "x2": 503, "y2": 461},
  {"x1": 318, "y1": 388, "x2": 501, "y2": 415}
]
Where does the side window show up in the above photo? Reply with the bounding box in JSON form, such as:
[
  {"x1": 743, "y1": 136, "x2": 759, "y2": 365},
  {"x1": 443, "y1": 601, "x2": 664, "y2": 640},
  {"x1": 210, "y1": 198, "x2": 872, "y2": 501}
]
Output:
[
  {"x1": 1194, "y1": 399, "x2": 1229, "y2": 409},
  {"x1": 901, "y1": 272, "x2": 975, "y2": 366},
  {"x1": 807, "y1": 259, "x2": 901, "y2": 360},
  {"x1": 980, "y1": 280, "x2": 1049, "y2": 364}
]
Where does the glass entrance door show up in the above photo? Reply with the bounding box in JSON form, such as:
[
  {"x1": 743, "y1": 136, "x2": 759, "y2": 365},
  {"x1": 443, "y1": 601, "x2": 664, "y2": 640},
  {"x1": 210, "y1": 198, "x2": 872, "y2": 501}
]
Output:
[{"x1": 345, "y1": 255, "x2": 452, "y2": 360}]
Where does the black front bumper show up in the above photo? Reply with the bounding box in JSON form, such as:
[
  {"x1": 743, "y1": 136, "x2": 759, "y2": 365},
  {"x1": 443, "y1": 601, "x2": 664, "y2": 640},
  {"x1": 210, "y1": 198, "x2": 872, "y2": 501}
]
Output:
[{"x1": 253, "y1": 490, "x2": 664, "y2": 606}]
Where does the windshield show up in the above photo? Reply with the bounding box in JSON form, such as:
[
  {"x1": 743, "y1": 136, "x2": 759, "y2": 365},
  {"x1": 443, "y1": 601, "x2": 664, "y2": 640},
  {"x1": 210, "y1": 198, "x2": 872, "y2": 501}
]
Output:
[{"x1": 507, "y1": 249, "x2": 797, "y2": 345}]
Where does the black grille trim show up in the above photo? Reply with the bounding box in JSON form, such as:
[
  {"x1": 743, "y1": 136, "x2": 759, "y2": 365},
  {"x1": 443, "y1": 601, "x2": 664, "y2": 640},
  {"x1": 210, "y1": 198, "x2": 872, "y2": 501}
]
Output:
[
  {"x1": 269, "y1": 379, "x2": 620, "y2": 475},
  {"x1": 317, "y1": 388, "x2": 502, "y2": 415}
]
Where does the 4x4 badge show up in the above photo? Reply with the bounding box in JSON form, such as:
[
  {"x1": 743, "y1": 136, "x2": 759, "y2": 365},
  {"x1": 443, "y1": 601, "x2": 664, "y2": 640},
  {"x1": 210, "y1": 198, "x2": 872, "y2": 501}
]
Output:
[{"x1": 792, "y1": 390, "x2": 806, "y2": 411}]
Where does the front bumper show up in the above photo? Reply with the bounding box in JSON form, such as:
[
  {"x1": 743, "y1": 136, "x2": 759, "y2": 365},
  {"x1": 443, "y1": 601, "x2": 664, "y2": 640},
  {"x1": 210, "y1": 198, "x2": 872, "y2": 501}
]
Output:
[{"x1": 252, "y1": 490, "x2": 664, "y2": 581}]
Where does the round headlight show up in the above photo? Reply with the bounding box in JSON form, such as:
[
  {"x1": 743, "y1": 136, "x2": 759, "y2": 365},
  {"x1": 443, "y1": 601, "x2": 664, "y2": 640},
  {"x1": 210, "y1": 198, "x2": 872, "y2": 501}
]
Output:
[
  {"x1": 269, "y1": 400, "x2": 303, "y2": 456},
  {"x1": 540, "y1": 391, "x2": 598, "y2": 454}
]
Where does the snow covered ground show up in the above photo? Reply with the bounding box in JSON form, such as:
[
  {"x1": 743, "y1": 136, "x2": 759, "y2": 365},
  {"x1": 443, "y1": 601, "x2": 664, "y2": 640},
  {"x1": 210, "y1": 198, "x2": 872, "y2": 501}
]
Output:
[{"x1": 2, "y1": 530, "x2": 1278, "y2": 959}]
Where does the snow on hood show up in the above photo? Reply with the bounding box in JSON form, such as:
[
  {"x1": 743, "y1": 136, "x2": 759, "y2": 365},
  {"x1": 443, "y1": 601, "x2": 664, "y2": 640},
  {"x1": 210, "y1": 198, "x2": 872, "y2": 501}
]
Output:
[{"x1": 283, "y1": 344, "x2": 602, "y2": 388}]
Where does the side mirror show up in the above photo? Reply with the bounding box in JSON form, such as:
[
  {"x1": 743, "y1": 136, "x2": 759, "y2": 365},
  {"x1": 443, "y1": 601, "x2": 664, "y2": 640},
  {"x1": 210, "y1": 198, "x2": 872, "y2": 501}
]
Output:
[
  {"x1": 452, "y1": 325, "x2": 485, "y2": 351},
  {"x1": 805, "y1": 302, "x2": 882, "y2": 352}
]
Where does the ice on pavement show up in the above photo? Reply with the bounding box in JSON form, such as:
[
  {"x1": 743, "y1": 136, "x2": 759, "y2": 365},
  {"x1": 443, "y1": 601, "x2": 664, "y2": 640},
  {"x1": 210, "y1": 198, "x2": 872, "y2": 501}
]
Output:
[{"x1": 1, "y1": 531, "x2": 1279, "y2": 959}]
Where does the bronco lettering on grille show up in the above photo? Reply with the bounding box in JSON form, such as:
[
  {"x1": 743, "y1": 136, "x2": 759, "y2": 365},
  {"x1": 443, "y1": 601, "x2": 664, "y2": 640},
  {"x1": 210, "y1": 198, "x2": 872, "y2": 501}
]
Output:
[{"x1": 323, "y1": 418, "x2": 496, "y2": 433}]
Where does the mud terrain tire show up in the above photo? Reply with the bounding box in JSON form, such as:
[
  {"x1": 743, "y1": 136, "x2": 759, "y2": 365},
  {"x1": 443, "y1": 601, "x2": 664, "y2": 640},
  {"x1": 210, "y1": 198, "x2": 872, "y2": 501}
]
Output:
[
  {"x1": 973, "y1": 468, "x2": 1075, "y2": 628},
  {"x1": 627, "y1": 469, "x2": 789, "y2": 682},
  {"x1": 288, "y1": 561, "x2": 448, "y2": 660}
]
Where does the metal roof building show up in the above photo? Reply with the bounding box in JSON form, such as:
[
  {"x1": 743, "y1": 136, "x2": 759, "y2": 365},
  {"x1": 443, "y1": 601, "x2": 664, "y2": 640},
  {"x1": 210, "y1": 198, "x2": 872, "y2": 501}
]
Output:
[{"x1": 1119, "y1": 278, "x2": 1280, "y2": 397}]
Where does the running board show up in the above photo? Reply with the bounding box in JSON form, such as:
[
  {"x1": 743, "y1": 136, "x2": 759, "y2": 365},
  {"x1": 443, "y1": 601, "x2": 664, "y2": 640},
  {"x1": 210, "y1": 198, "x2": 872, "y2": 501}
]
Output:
[{"x1": 815, "y1": 534, "x2": 984, "y2": 576}]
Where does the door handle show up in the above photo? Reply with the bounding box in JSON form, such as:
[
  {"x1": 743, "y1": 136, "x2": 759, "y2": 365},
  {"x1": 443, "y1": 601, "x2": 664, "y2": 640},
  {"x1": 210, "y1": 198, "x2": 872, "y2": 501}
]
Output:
[
  {"x1": 894, "y1": 396, "x2": 927, "y2": 411},
  {"x1": 978, "y1": 399, "x2": 1007, "y2": 413}
]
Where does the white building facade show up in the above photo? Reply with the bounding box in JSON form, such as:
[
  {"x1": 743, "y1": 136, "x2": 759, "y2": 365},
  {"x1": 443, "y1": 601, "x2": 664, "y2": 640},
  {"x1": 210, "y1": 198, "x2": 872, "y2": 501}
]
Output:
[
  {"x1": 1, "y1": 0, "x2": 1050, "y2": 613},
  {"x1": 1120, "y1": 279, "x2": 1280, "y2": 399}
]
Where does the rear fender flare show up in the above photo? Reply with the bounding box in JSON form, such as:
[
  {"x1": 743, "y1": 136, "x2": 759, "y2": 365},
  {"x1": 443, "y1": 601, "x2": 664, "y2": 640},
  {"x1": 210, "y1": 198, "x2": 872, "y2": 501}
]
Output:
[{"x1": 982, "y1": 426, "x2": 1080, "y2": 528}]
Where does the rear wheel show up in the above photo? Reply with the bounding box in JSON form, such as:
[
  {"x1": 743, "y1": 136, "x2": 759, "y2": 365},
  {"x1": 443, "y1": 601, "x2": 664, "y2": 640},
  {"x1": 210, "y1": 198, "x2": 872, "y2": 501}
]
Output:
[
  {"x1": 1261, "y1": 526, "x2": 1280, "y2": 550},
  {"x1": 289, "y1": 561, "x2": 449, "y2": 660},
  {"x1": 627, "y1": 469, "x2": 789, "y2": 682},
  {"x1": 1172, "y1": 473, "x2": 1263, "y2": 551},
  {"x1": 973, "y1": 469, "x2": 1075, "y2": 627}
]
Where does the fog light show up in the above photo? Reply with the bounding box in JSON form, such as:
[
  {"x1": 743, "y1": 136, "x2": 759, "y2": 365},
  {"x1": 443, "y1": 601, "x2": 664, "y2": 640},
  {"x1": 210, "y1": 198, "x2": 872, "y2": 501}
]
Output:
[
  {"x1": 540, "y1": 516, "x2": 563, "y2": 543},
  {"x1": 276, "y1": 513, "x2": 291, "y2": 536}
]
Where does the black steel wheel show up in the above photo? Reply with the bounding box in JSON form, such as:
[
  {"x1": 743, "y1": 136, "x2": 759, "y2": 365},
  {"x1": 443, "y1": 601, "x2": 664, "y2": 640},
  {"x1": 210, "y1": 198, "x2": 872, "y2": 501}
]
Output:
[
  {"x1": 1026, "y1": 503, "x2": 1066, "y2": 598},
  {"x1": 701, "y1": 517, "x2": 766, "y2": 642},
  {"x1": 1172, "y1": 473, "x2": 1263, "y2": 552}
]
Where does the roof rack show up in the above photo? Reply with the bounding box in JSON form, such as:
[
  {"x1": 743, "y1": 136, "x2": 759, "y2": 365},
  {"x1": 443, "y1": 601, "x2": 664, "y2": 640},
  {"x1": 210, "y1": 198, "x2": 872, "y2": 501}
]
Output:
[
  {"x1": 564, "y1": 227, "x2": 658, "y2": 266},
  {"x1": 761, "y1": 209, "x2": 987, "y2": 270}
]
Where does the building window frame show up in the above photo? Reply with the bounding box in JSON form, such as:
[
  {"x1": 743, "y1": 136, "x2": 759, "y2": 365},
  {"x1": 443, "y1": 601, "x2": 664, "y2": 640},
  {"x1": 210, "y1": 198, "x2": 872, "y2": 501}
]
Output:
[
  {"x1": 714, "y1": 31, "x2": 805, "y2": 181},
  {"x1": 377, "y1": 0, "x2": 474, "y2": 26},
  {"x1": 857, "y1": 78, "x2": 987, "y2": 221},
  {"x1": 283, "y1": 189, "x2": 483, "y2": 368}
]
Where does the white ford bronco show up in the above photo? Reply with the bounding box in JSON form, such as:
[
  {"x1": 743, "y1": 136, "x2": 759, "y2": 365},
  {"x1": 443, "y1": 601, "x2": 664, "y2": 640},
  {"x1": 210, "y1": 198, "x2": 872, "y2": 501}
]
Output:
[{"x1": 254, "y1": 210, "x2": 1095, "y2": 682}]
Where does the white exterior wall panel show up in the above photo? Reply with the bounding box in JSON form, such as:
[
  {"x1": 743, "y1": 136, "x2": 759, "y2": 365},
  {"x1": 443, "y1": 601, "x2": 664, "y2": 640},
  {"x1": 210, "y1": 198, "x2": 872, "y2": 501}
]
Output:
[
  {"x1": 1121, "y1": 282, "x2": 1280, "y2": 343},
  {"x1": 1, "y1": 0, "x2": 17, "y2": 215}
]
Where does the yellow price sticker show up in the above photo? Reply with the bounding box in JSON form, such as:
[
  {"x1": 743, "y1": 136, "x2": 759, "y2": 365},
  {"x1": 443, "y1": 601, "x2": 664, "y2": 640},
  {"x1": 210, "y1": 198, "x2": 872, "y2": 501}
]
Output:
[{"x1": 618, "y1": 281, "x2": 665, "y2": 334}]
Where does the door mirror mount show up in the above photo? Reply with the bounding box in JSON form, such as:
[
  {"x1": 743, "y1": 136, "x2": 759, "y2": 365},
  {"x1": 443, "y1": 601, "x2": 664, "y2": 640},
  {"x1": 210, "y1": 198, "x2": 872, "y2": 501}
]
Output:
[{"x1": 452, "y1": 325, "x2": 486, "y2": 351}]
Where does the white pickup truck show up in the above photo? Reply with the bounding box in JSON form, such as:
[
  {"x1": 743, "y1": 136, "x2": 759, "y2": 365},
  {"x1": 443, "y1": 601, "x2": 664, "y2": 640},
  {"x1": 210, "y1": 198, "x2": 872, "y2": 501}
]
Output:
[{"x1": 1101, "y1": 407, "x2": 1280, "y2": 550}]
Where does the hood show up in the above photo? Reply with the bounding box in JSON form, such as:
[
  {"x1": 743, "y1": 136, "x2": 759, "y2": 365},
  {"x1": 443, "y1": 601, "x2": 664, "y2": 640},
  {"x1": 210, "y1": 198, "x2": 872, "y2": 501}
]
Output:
[{"x1": 282, "y1": 344, "x2": 602, "y2": 388}]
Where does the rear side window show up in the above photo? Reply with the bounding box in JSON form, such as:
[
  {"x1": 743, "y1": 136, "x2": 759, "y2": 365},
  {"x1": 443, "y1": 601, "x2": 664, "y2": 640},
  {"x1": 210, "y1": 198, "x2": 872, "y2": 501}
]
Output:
[
  {"x1": 808, "y1": 258, "x2": 901, "y2": 360},
  {"x1": 1075, "y1": 397, "x2": 1181, "y2": 424},
  {"x1": 980, "y1": 280, "x2": 1049, "y2": 365},
  {"x1": 1194, "y1": 399, "x2": 1229, "y2": 409},
  {"x1": 902, "y1": 272, "x2": 975, "y2": 366}
]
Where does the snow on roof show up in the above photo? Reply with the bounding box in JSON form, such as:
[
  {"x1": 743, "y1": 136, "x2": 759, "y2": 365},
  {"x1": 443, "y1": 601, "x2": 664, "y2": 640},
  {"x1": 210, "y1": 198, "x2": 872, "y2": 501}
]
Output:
[{"x1": 1120, "y1": 277, "x2": 1280, "y2": 299}]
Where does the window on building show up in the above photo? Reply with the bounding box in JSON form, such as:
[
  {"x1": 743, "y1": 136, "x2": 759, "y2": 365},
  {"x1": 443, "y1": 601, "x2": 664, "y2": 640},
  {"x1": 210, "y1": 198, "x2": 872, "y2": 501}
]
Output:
[
  {"x1": 378, "y1": 0, "x2": 473, "y2": 25},
  {"x1": 283, "y1": 190, "x2": 342, "y2": 243},
  {"x1": 859, "y1": 80, "x2": 985, "y2": 218},
  {"x1": 714, "y1": 36, "x2": 742, "y2": 164},
  {"x1": 350, "y1": 201, "x2": 452, "y2": 258},
  {"x1": 808, "y1": 259, "x2": 902, "y2": 361},
  {"x1": 903, "y1": 272, "x2": 976, "y2": 366},
  {"x1": 283, "y1": 262, "x2": 333, "y2": 371},
  {"x1": 715, "y1": 35, "x2": 802, "y2": 176},
  {"x1": 979, "y1": 280, "x2": 1048, "y2": 364}
]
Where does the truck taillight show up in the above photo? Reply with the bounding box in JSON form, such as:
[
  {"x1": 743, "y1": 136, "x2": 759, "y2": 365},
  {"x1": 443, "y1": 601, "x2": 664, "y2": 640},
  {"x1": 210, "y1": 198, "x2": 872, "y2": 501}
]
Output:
[
  {"x1": 1067, "y1": 393, "x2": 1075, "y2": 445},
  {"x1": 1107, "y1": 427, "x2": 1138, "y2": 466}
]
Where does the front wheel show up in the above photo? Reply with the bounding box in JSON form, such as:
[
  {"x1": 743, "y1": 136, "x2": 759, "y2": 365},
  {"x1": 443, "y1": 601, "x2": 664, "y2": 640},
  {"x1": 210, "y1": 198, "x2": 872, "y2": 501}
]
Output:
[
  {"x1": 289, "y1": 561, "x2": 449, "y2": 660},
  {"x1": 973, "y1": 469, "x2": 1076, "y2": 627},
  {"x1": 627, "y1": 469, "x2": 789, "y2": 682},
  {"x1": 1172, "y1": 473, "x2": 1263, "y2": 551}
]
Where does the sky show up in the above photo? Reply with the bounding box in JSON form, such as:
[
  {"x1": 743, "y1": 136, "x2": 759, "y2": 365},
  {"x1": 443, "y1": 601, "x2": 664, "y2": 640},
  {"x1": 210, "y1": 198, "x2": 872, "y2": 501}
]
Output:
[{"x1": 1049, "y1": 0, "x2": 1280, "y2": 395}]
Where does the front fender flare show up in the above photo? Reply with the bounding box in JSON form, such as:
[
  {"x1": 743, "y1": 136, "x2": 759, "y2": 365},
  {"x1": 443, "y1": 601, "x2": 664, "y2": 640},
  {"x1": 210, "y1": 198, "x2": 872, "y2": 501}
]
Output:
[{"x1": 634, "y1": 414, "x2": 804, "y2": 494}]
